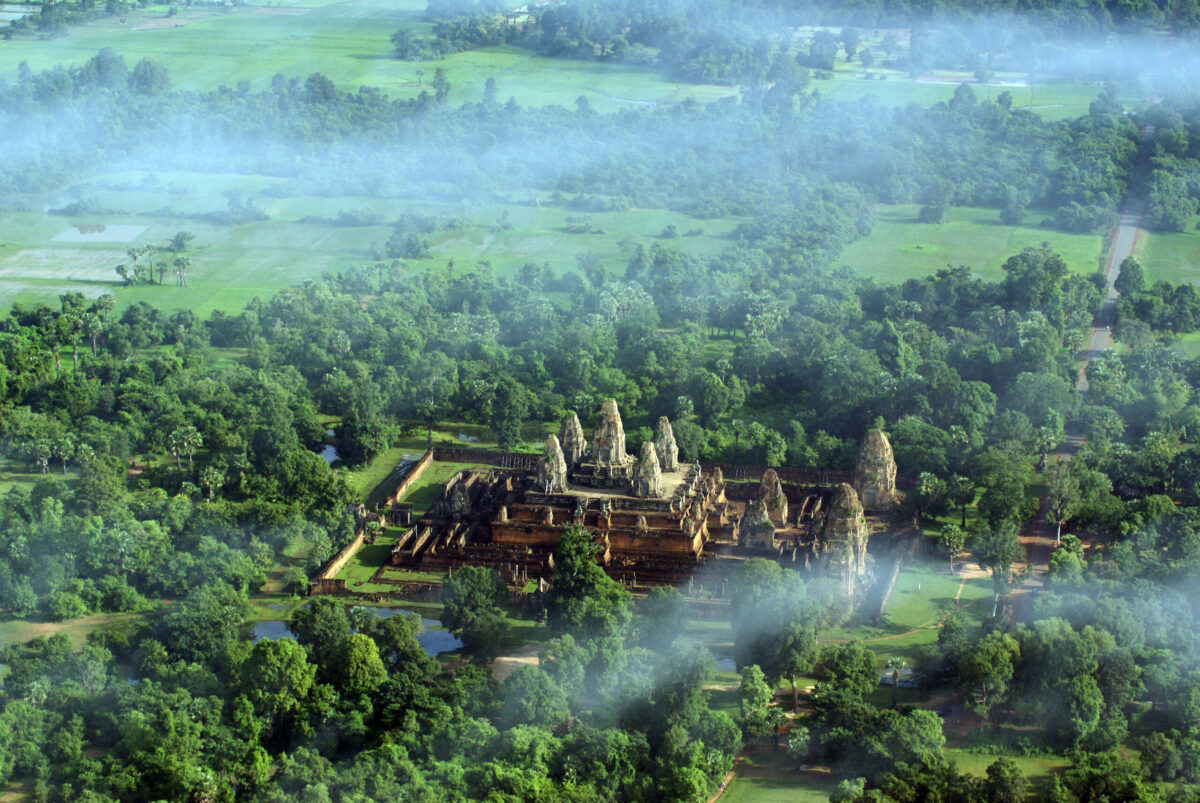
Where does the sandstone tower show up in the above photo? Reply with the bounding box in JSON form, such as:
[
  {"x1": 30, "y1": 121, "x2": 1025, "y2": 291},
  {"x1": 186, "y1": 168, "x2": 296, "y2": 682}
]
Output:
[
  {"x1": 558, "y1": 411, "x2": 586, "y2": 465},
  {"x1": 853, "y1": 428, "x2": 897, "y2": 511},
  {"x1": 758, "y1": 468, "x2": 788, "y2": 527},
  {"x1": 633, "y1": 441, "x2": 664, "y2": 498},
  {"x1": 820, "y1": 483, "x2": 870, "y2": 595},
  {"x1": 654, "y1": 416, "x2": 679, "y2": 472},
  {"x1": 536, "y1": 435, "x2": 568, "y2": 493}
]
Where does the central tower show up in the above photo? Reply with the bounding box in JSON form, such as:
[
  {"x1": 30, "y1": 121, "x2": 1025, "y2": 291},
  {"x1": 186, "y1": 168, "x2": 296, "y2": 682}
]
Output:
[{"x1": 571, "y1": 399, "x2": 638, "y2": 489}]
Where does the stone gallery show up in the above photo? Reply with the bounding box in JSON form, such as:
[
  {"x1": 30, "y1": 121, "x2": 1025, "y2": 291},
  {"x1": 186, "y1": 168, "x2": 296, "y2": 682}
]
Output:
[{"x1": 394, "y1": 401, "x2": 897, "y2": 592}]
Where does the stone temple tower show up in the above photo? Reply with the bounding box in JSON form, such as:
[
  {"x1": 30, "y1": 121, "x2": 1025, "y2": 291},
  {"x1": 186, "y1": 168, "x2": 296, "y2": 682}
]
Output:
[
  {"x1": 558, "y1": 412, "x2": 587, "y2": 465},
  {"x1": 592, "y1": 399, "x2": 628, "y2": 464},
  {"x1": 536, "y1": 435, "x2": 568, "y2": 494},
  {"x1": 853, "y1": 428, "x2": 897, "y2": 511},
  {"x1": 654, "y1": 416, "x2": 680, "y2": 472},
  {"x1": 573, "y1": 399, "x2": 637, "y2": 489}
]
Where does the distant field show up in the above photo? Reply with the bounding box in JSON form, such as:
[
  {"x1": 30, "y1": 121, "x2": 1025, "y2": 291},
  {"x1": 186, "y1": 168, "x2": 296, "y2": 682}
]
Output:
[
  {"x1": 0, "y1": 3, "x2": 1125, "y2": 118},
  {"x1": 0, "y1": 0, "x2": 737, "y2": 108},
  {"x1": 0, "y1": 186, "x2": 744, "y2": 313},
  {"x1": 838, "y1": 205, "x2": 1107, "y2": 284},
  {"x1": 816, "y1": 68, "x2": 1112, "y2": 121}
]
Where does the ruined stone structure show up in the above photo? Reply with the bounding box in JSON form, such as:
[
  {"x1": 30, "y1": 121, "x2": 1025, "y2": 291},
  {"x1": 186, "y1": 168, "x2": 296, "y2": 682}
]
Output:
[
  {"x1": 739, "y1": 497, "x2": 777, "y2": 551},
  {"x1": 759, "y1": 469, "x2": 788, "y2": 527},
  {"x1": 558, "y1": 412, "x2": 587, "y2": 465},
  {"x1": 536, "y1": 435, "x2": 568, "y2": 493},
  {"x1": 817, "y1": 483, "x2": 871, "y2": 594},
  {"x1": 853, "y1": 428, "x2": 897, "y2": 511},
  {"x1": 394, "y1": 401, "x2": 881, "y2": 594},
  {"x1": 633, "y1": 441, "x2": 664, "y2": 498},
  {"x1": 394, "y1": 402, "x2": 731, "y2": 583},
  {"x1": 574, "y1": 399, "x2": 638, "y2": 488},
  {"x1": 654, "y1": 416, "x2": 679, "y2": 472}
]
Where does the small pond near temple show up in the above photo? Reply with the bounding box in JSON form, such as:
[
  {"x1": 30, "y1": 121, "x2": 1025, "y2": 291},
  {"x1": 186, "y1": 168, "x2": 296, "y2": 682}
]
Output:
[
  {"x1": 320, "y1": 429, "x2": 338, "y2": 464},
  {"x1": 250, "y1": 605, "x2": 462, "y2": 657}
]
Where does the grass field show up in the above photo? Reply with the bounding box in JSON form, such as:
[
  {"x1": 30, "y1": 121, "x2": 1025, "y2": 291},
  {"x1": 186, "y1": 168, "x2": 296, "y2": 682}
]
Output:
[
  {"x1": 0, "y1": 0, "x2": 737, "y2": 106},
  {"x1": 0, "y1": 609, "x2": 154, "y2": 648},
  {"x1": 1137, "y1": 219, "x2": 1200, "y2": 285},
  {"x1": 721, "y1": 751, "x2": 838, "y2": 803},
  {"x1": 837, "y1": 205, "x2": 1108, "y2": 284},
  {"x1": 823, "y1": 554, "x2": 992, "y2": 665},
  {"x1": 0, "y1": 188, "x2": 746, "y2": 312}
]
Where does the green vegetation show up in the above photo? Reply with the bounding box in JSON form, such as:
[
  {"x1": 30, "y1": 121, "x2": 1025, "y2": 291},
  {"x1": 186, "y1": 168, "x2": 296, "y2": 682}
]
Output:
[
  {"x1": 0, "y1": 0, "x2": 737, "y2": 105},
  {"x1": 838, "y1": 205, "x2": 1107, "y2": 283},
  {"x1": 1138, "y1": 222, "x2": 1200, "y2": 285}
]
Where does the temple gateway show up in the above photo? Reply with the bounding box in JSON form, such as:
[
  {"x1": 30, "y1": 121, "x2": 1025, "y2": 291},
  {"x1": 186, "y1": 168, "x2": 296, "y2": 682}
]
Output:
[{"x1": 395, "y1": 400, "x2": 892, "y2": 593}]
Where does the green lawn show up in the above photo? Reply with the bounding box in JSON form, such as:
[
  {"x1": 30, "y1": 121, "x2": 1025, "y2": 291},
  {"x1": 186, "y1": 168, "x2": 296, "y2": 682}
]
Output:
[
  {"x1": 944, "y1": 748, "x2": 1068, "y2": 783},
  {"x1": 343, "y1": 445, "x2": 427, "y2": 506},
  {"x1": 0, "y1": 609, "x2": 155, "y2": 648},
  {"x1": 720, "y1": 750, "x2": 838, "y2": 803},
  {"x1": 823, "y1": 555, "x2": 992, "y2": 665},
  {"x1": 837, "y1": 205, "x2": 1107, "y2": 284}
]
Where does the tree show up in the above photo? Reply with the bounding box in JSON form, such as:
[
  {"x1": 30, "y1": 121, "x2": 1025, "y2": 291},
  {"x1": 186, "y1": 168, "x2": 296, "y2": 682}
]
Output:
[
  {"x1": 839, "y1": 27, "x2": 859, "y2": 60},
  {"x1": 949, "y1": 475, "x2": 975, "y2": 528},
  {"x1": 129, "y1": 57, "x2": 170, "y2": 95},
  {"x1": 818, "y1": 641, "x2": 877, "y2": 699},
  {"x1": 168, "y1": 231, "x2": 195, "y2": 253},
  {"x1": 914, "y1": 472, "x2": 947, "y2": 521},
  {"x1": 240, "y1": 637, "x2": 315, "y2": 736},
  {"x1": 937, "y1": 524, "x2": 967, "y2": 574},
  {"x1": 1002, "y1": 246, "x2": 1068, "y2": 310},
  {"x1": 169, "y1": 425, "x2": 202, "y2": 469},
  {"x1": 737, "y1": 664, "x2": 778, "y2": 739},
  {"x1": 198, "y1": 466, "x2": 224, "y2": 503},
  {"x1": 173, "y1": 255, "x2": 191, "y2": 287},
  {"x1": 971, "y1": 520, "x2": 1022, "y2": 616},
  {"x1": 1115, "y1": 255, "x2": 1145, "y2": 295},
  {"x1": 335, "y1": 633, "x2": 387, "y2": 697},
  {"x1": 544, "y1": 525, "x2": 631, "y2": 642},
  {"x1": 1000, "y1": 203, "x2": 1026, "y2": 225},
  {"x1": 52, "y1": 433, "x2": 74, "y2": 475},
  {"x1": 887, "y1": 657, "x2": 908, "y2": 708},
  {"x1": 33, "y1": 439, "x2": 51, "y2": 475},
  {"x1": 431, "y1": 67, "x2": 450, "y2": 103},
  {"x1": 440, "y1": 565, "x2": 508, "y2": 661},
  {"x1": 985, "y1": 757, "x2": 1028, "y2": 802},
  {"x1": 636, "y1": 585, "x2": 686, "y2": 649},
  {"x1": 499, "y1": 665, "x2": 570, "y2": 729},
  {"x1": 1046, "y1": 460, "x2": 1081, "y2": 546},
  {"x1": 959, "y1": 631, "x2": 1019, "y2": 725}
]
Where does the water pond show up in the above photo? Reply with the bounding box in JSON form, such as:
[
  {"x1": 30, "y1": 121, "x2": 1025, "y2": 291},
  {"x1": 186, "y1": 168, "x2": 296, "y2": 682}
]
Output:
[{"x1": 251, "y1": 606, "x2": 462, "y2": 657}]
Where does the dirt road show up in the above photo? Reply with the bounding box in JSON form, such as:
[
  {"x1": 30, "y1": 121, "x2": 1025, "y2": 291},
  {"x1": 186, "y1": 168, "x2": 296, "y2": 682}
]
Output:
[{"x1": 1016, "y1": 127, "x2": 1152, "y2": 616}]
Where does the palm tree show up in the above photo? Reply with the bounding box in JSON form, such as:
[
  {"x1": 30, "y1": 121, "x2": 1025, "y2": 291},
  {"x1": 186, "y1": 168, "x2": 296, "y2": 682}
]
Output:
[
  {"x1": 887, "y1": 657, "x2": 909, "y2": 708},
  {"x1": 180, "y1": 425, "x2": 202, "y2": 466},
  {"x1": 173, "y1": 255, "x2": 191, "y2": 287},
  {"x1": 198, "y1": 466, "x2": 224, "y2": 503},
  {"x1": 33, "y1": 439, "x2": 51, "y2": 475},
  {"x1": 53, "y1": 433, "x2": 74, "y2": 474},
  {"x1": 85, "y1": 314, "x2": 105, "y2": 357}
]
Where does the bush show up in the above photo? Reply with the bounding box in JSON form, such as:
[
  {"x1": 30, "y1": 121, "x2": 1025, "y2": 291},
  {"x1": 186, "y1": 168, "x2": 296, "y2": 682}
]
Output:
[{"x1": 49, "y1": 592, "x2": 89, "y2": 621}]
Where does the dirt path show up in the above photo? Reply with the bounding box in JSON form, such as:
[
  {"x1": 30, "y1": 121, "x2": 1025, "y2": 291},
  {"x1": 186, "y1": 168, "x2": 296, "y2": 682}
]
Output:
[
  {"x1": 1014, "y1": 125, "x2": 1152, "y2": 619},
  {"x1": 490, "y1": 643, "x2": 539, "y2": 681},
  {"x1": 708, "y1": 756, "x2": 745, "y2": 803}
]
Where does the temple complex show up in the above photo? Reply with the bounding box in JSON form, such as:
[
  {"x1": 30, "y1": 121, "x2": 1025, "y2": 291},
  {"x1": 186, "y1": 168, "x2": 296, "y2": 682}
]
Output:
[{"x1": 393, "y1": 400, "x2": 886, "y2": 593}]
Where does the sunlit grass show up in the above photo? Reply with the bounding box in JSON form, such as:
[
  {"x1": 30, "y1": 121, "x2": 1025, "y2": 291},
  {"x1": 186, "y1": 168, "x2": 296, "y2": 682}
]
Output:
[{"x1": 837, "y1": 205, "x2": 1107, "y2": 284}]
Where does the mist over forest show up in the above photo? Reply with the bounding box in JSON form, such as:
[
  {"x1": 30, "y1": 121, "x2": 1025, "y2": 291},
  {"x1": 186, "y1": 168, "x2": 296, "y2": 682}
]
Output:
[{"x1": 3, "y1": 0, "x2": 1200, "y2": 801}]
